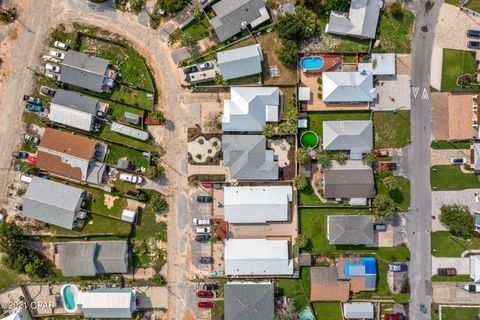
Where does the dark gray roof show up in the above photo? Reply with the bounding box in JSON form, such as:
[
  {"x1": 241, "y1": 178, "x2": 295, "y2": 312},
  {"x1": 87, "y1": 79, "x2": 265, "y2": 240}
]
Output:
[
  {"x1": 323, "y1": 161, "x2": 374, "y2": 199},
  {"x1": 224, "y1": 282, "x2": 274, "y2": 320},
  {"x1": 22, "y1": 177, "x2": 83, "y2": 230},
  {"x1": 95, "y1": 241, "x2": 129, "y2": 274},
  {"x1": 328, "y1": 215, "x2": 374, "y2": 245},
  {"x1": 61, "y1": 51, "x2": 109, "y2": 92},
  {"x1": 311, "y1": 266, "x2": 340, "y2": 285},
  {"x1": 210, "y1": 0, "x2": 267, "y2": 42},
  {"x1": 51, "y1": 89, "x2": 98, "y2": 115},
  {"x1": 222, "y1": 135, "x2": 278, "y2": 180}
]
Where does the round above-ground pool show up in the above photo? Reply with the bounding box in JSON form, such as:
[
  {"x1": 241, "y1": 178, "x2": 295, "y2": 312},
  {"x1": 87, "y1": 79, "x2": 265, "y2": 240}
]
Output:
[
  {"x1": 300, "y1": 131, "x2": 319, "y2": 149},
  {"x1": 60, "y1": 284, "x2": 78, "y2": 312},
  {"x1": 300, "y1": 56, "x2": 324, "y2": 72}
]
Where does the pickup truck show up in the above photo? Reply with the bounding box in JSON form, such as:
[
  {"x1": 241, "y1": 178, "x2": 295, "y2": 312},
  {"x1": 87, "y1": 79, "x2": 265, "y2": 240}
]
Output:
[
  {"x1": 25, "y1": 104, "x2": 43, "y2": 112},
  {"x1": 23, "y1": 95, "x2": 42, "y2": 105}
]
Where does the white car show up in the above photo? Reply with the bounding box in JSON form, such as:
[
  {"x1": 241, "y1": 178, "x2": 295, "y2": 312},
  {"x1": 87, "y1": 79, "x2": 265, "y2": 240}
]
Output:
[
  {"x1": 19, "y1": 174, "x2": 33, "y2": 183},
  {"x1": 193, "y1": 218, "x2": 211, "y2": 226},
  {"x1": 54, "y1": 41, "x2": 67, "y2": 50},
  {"x1": 119, "y1": 173, "x2": 144, "y2": 184},
  {"x1": 45, "y1": 64, "x2": 61, "y2": 73},
  {"x1": 46, "y1": 73, "x2": 60, "y2": 81},
  {"x1": 199, "y1": 62, "x2": 214, "y2": 70},
  {"x1": 195, "y1": 226, "x2": 211, "y2": 234},
  {"x1": 50, "y1": 50, "x2": 65, "y2": 60},
  {"x1": 450, "y1": 157, "x2": 467, "y2": 165}
]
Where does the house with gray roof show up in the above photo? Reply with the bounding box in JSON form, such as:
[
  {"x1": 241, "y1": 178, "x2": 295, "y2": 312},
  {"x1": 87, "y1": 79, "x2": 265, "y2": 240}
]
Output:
[
  {"x1": 222, "y1": 135, "x2": 278, "y2": 180},
  {"x1": 327, "y1": 215, "x2": 374, "y2": 245},
  {"x1": 471, "y1": 142, "x2": 480, "y2": 172},
  {"x1": 323, "y1": 120, "x2": 373, "y2": 159},
  {"x1": 61, "y1": 50, "x2": 116, "y2": 92},
  {"x1": 325, "y1": 0, "x2": 383, "y2": 39},
  {"x1": 22, "y1": 177, "x2": 85, "y2": 230},
  {"x1": 55, "y1": 241, "x2": 129, "y2": 276},
  {"x1": 217, "y1": 44, "x2": 263, "y2": 81},
  {"x1": 224, "y1": 282, "x2": 274, "y2": 320},
  {"x1": 209, "y1": 0, "x2": 271, "y2": 42},
  {"x1": 343, "y1": 302, "x2": 374, "y2": 319},
  {"x1": 322, "y1": 71, "x2": 377, "y2": 103},
  {"x1": 222, "y1": 87, "x2": 280, "y2": 132}
]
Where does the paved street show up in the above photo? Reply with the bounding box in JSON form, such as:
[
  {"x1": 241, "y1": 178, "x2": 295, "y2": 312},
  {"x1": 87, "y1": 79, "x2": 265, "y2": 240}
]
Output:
[{"x1": 408, "y1": 0, "x2": 443, "y2": 318}]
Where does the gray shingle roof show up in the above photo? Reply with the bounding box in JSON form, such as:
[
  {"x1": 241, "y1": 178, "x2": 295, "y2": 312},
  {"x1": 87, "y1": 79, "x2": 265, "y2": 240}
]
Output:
[
  {"x1": 95, "y1": 241, "x2": 129, "y2": 274},
  {"x1": 210, "y1": 0, "x2": 267, "y2": 42},
  {"x1": 51, "y1": 89, "x2": 98, "y2": 115},
  {"x1": 217, "y1": 44, "x2": 263, "y2": 80},
  {"x1": 224, "y1": 282, "x2": 274, "y2": 320},
  {"x1": 328, "y1": 215, "x2": 374, "y2": 245},
  {"x1": 323, "y1": 120, "x2": 373, "y2": 157},
  {"x1": 323, "y1": 161, "x2": 375, "y2": 199},
  {"x1": 23, "y1": 177, "x2": 83, "y2": 230},
  {"x1": 222, "y1": 135, "x2": 278, "y2": 180},
  {"x1": 61, "y1": 51, "x2": 109, "y2": 92}
]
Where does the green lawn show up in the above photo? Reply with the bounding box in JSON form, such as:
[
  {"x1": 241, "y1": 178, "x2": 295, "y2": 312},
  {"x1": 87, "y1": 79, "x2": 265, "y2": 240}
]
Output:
[
  {"x1": 441, "y1": 49, "x2": 478, "y2": 92},
  {"x1": 445, "y1": 0, "x2": 460, "y2": 5},
  {"x1": 131, "y1": 190, "x2": 168, "y2": 241},
  {"x1": 431, "y1": 165, "x2": 480, "y2": 190},
  {"x1": 22, "y1": 112, "x2": 46, "y2": 127},
  {"x1": 47, "y1": 213, "x2": 131, "y2": 237},
  {"x1": 170, "y1": 17, "x2": 210, "y2": 43},
  {"x1": 431, "y1": 231, "x2": 480, "y2": 257},
  {"x1": 373, "y1": 110, "x2": 411, "y2": 148},
  {"x1": 376, "y1": 176, "x2": 410, "y2": 210},
  {"x1": 104, "y1": 143, "x2": 150, "y2": 168},
  {"x1": 21, "y1": 140, "x2": 37, "y2": 153},
  {"x1": 305, "y1": 111, "x2": 372, "y2": 137},
  {"x1": 442, "y1": 307, "x2": 480, "y2": 320},
  {"x1": 275, "y1": 267, "x2": 311, "y2": 310},
  {"x1": 97, "y1": 123, "x2": 153, "y2": 151},
  {"x1": 431, "y1": 140, "x2": 471, "y2": 149},
  {"x1": 373, "y1": 11, "x2": 414, "y2": 53},
  {"x1": 466, "y1": 0, "x2": 480, "y2": 13},
  {"x1": 313, "y1": 302, "x2": 343, "y2": 320},
  {"x1": 109, "y1": 86, "x2": 154, "y2": 110},
  {"x1": 431, "y1": 274, "x2": 472, "y2": 282},
  {"x1": 106, "y1": 100, "x2": 143, "y2": 128},
  {"x1": 211, "y1": 300, "x2": 224, "y2": 320}
]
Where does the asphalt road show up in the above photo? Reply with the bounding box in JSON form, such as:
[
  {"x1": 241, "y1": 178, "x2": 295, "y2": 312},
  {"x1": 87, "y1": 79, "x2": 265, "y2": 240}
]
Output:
[{"x1": 407, "y1": 0, "x2": 443, "y2": 319}]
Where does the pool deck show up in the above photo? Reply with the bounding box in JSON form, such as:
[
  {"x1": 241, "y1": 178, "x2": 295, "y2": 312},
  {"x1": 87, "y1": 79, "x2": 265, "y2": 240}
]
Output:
[{"x1": 24, "y1": 284, "x2": 81, "y2": 316}]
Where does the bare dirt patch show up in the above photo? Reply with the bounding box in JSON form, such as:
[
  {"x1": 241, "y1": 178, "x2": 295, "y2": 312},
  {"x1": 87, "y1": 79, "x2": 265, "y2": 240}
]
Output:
[{"x1": 104, "y1": 194, "x2": 119, "y2": 209}]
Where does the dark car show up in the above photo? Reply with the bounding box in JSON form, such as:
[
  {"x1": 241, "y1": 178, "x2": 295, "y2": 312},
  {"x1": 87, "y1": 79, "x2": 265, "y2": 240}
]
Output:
[
  {"x1": 468, "y1": 41, "x2": 480, "y2": 49},
  {"x1": 374, "y1": 223, "x2": 387, "y2": 232},
  {"x1": 198, "y1": 257, "x2": 213, "y2": 264},
  {"x1": 437, "y1": 268, "x2": 457, "y2": 276},
  {"x1": 420, "y1": 304, "x2": 427, "y2": 314},
  {"x1": 197, "y1": 195, "x2": 213, "y2": 203},
  {"x1": 195, "y1": 234, "x2": 210, "y2": 243},
  {"x1": 376, "y1": 162, "x2": 398, "y2": 170},
  {"x1": 198, "y1": 301, "x2": 213, "y2": 309},
  {"x1": 23, "y1": 95, "x2": 42, "y2": 105},
  {"x1": 203, "y1": 284, "x2": 219, "y2": 291},
  {"x1": 39, "y1": 86, "x2": 56, "y2": 97},
  {"x1": 384, "y1": 314, "x2": 406, "y2": 320},
  {"x1": 388, "y1": 263, "x2": 407, "y2": 272},
  {"x1": 467, "y1": 29, "x2": 480, "y2": 37},
  {"x1": 11, "y1": 151, "x2": 29, "y2": 159},
  {"x1": 197, "y1": 291, "x2": 215, "y2": 298},
  {"x1": 183, "y1": 65, "x2": 199, "y2": 75}
]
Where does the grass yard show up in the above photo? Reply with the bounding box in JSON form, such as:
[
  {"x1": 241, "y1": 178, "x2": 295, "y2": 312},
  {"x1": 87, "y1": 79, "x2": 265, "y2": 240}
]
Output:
[
  {"x1": 97, "y1": 123, "x2": 153, "y2": 151},
  {"x1": 170, "y1": 17, "x2": 210, "y2": 44},
  {"x1": 431, "y1": 140, "x2": 471, "y2": 149},
  {"x1": 299, "y1": 182, "x2": 350, "y2": 207},
  {"x1": 442, "y1": 306, "x2": 480, "y2": 320},
  {"x1": 49, "y1": 26, "x2": 76, "y2": 48},
  {"x1": 22, "y1": 112, "x2": 46, "y2": 127},
  {"x1": 275, "y1": 267, "x2": 311, "y2": 310},
  {"x1": 441, "y1": 49, "x2": 478, "y2": 92},
  {"x1": 131, "y1": 191, "x2": 168, "y2": 241},
  {"x1": 431, "y1": 231, "x2": 480, "y2": 257},
  {"x1": 211, "y1": 300, "x2": 224, "y2": 320},
  {"x1": 21, "y1": 140, "x2": 37, "y2": 153},
  {"x1": 466, "y1": 0, "x2": 480, "y2": 13},
  {"x1": 104, "y1": 143, "x2": 150, "y2": 168},
  {"x1": 0, "y1": 259, "x2": 24, "y2": 289},
  {"x1": 430, "y1": 165, "x2": 480, "y2": 190},
  {"x1": 109, "y1": 86, "x2": 154, "y2": 111},
  {"x1": 89, "y1": 189, "x2": 127, "y2": 218},
  {"x1": 305, "y1": 111, "x2": 372, "y2": 137},
  {"x1": 48, "y1": 213, "x2": 131, "y2": 237},
  {"x1": 106, "y1": 100, "x2": 144, "y2": 128},
  {"x1": 431, "y1": 274, "x2": 472, "y2": 282},
  {"x1": 376, "y1": 176, "x2": 410, "y2": 210},
  {"x1": 374, "y1": 110, "x2": 411, "y2": 148},
  {"x1": 373, "y1": 11, "x2": 414, "y2": 53},
  {"x1": 313, "y1": 302, "x2": 343, "y2": 320}
]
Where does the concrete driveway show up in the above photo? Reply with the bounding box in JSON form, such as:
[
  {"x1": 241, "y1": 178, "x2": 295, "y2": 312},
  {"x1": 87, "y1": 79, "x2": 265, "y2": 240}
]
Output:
[
  {"x1": 431, "y1": 257, "x2": 470, "y2": 276},
  {"x1": 433, "y1": 282, "x2": 480, "y2": 304},
  {"x1": 432, "y1": 189, "x2": 480, "y2": 231},
  {"x1": 371, "y1": 75, "x2": 411, "y2": 110},
  {"x1": 431, "y1": 149, "x2": 471, "y2": 165}
]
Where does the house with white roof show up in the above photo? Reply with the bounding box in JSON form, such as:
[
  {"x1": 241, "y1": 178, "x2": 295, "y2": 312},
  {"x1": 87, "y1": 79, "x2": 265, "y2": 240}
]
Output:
[
  {"x1": 224, "y1": 186, "x2": 292, "y2": 223},
  {"x1": 224, "y1": 239, "x2": 293, "y2": 275},
  {"x1": 76, "y1": 288, "x2": 137, "y2": 318},
  {"x1": 343, "y1": 302, "x2": 374, "y2": 319},
  {"x1": 222, "y1": 87, "x2": 280, "y2": 132},
  {"x1": 323, "y1": 120, "x2": 373, "y2": 159},
  {"x1": 325, "y1": 0, "x2": 383, "y2": 39},
  {"x1": 217, "y1": 44, "x2": 263, "y2": 81},
  {"x1": 471, "y1": 255, "x2": 480, "y2": 282},
  {"x1": 322, "y1": 71, "x2": 377, "y2": 103}
]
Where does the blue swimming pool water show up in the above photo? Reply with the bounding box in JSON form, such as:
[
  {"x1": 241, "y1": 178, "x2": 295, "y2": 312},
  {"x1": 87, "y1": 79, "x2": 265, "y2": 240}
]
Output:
[
  {"x1": 300, "y1": 307, "x2": 316, "y2": 320},
  {"x1": 300, "y1": 56, "x2": 324, "y2": 70},
  {"x1": 63, "y1": 285, "x2": 76, "y2": 311}
]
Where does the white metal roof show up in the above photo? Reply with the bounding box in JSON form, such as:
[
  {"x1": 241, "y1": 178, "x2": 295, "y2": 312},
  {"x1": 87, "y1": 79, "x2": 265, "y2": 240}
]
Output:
[
  {"x1": 372, "y1": 53, "x2": 396, "y2": 75},
  {"x1": 343, "y1": 302, "x2": 374, "y2": 319},
  {"x1": 110, "y1": 122, "x2": 149, "y2": 141},
  {"x1": 121, "y1": 209, "x2": 136, "y2": 223},
  {"x1": 298, "y1": 86, "x2": 311, "y2": 101},
  {"x1": 217, "y1": 44, "x2": 263, "y2": 80},
  {"x1": 77, "y1": 289, "x2": 135, "y2": 318},
  {"x1": 322, "y1": 71, "x2": 377, "y2": 103},
  {"x1": 471, "y1": 255, "x2": 480, "y2": 282},
  {"x1": 49, "y1": 105, "x2": 94, "y2": 131},
  {"x1": 224, "y1": 186, "x2": 292, "y2": 223},
  {"x1": 224, "y1": 239, "x2": 293, "y2": 275}
]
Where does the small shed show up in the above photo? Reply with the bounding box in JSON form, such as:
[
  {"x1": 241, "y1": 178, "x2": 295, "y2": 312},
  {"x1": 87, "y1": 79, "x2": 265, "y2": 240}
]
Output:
[
  {"x1": 298, "y1": 253, "x2": 312, "y2": 267},
  {"x1": 117, "y1": 159, "x2": 130, "y2": 170},
  {"x1": 122, "y1": 209, "x2": 136, "y2": 223},
  {"x1": 298, "y1": 86, "x2": 311, "y2": 101},
  {"x1": 123, "y1": 112, "x2": 140, "y2": 125}
]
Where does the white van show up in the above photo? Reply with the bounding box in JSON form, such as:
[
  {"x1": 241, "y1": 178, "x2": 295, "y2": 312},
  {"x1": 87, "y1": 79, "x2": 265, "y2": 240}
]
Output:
[
  {"x1": 119, "y1": 173, "x2": 144, "y2": 185},
  {"x1": 20, "y1": 174, "x2": 32, "y2": 183}
]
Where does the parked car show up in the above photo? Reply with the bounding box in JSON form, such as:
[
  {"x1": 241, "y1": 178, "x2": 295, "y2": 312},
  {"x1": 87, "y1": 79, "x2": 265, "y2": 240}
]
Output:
[
  {"x1": 197, "y1": 291, "x2": 215, "y2": 298},
  {"x1": 202, "y1": 284, "x2": 219, "y2": 291},
  {"x1": 388, "y1": 263, "x2": 407, "y2": 272},
  {"x1": 46, "y1": 63, "x2": 61, "y2": 73},
  {"x1": 197, "y1": 195, "x2": 213, "y2": 203},
  {"x1": 193, "y1": 218, "x2": 211, "y2": 226},
  {"x1": 23, "y1": 95, "x2": 42, "y2": 105},
  {"x1": 50, "y1": 50, "x2": 65, "y2": 59},
  {"x1": 195, "y1": 234, "x2": 210, "y2": 243},
  {"x1": 14, "y1": 204, "x2": 23, "y2": 211},
  {"x1": 374, "y1": 223, "x2": 387, "y2": 232},
  {"x1": 198, "y1": 257, "x2": 213, "y2": 264},
  {"x1": 375, "y1": 162, "x2": 398, "y2": 170},
  {"x1": 437, "y1": 268, "x2": 457, "y2": 276},
  {"x1": 420, "y1": 304, "x2": 427, "y2": 314},
  {"x1": 196, "y1": 226, "x2": 211, "y2": 234},
  {"x1": 46, "y1": 73, "x2": 60, "y2": 81},
  {"x1": 11, "y1": 151, "x2": 28, "y2": 159},
  {"x1": 54, "y1": 41, "x2": 67, "y2": 49},
  {"x1": 25, "y1": 104, "x2": 43, "y2": 112},
  {"x1": 24, "y1": 134, "x2": 40, "y2": 145},
  {"x1": 198, "y1": 301, "x2": 213, "y2": 309},
  {"x1": 384, "y1": 314, "x2": 405, "y2": 320},
  {"x1": 462, "y1": 283, "x2": 480, "y2": 292},
  {"x1": 39, "y1": 86, "x2": 56, "y2": 97},
  {"x1": 468, "y1": 41, "x2": 480, "y2": 49},
  {"x1": 450, "y1": 158, "x2": 467, "y2": 165},
  {"x1": 20, "y1": 174, "x2": 33, "y2": 183},
  {"x1": 199, "y1": 62, "x2": 214, "y2": 70},
  {"x1": 183, "y1": 65, "x2": 199, "y2": 75},
  {"x1": 374, "y1": 149, "x2": 389, "y2": 157},
  {"x1": 119, "y1": 173, "x2": 144, "y2": 184},
  {"x1": 467, "y1": 30, "x2": 480, "y2": 37},
  {"x1": 27, "y1": 156, "x2": 38, "y2": 164},
  {"x1": 201, "y1": 183, "x2": 213, "y2": 188}
]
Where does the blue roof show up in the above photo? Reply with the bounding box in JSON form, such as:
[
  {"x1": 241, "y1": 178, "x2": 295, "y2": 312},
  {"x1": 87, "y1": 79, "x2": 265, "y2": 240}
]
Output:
[{"x1": 362, "y1": 257, "x2": 377, "y2": 275}]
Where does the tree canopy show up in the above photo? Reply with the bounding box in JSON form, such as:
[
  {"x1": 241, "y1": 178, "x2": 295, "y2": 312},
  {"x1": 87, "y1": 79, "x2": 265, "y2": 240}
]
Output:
[
  {"x1": 373, "y1": 194, "x2": 396, "y2": 222},
  {"x1": 440, "y1": 204, "x2": 474, "y2": 238}
]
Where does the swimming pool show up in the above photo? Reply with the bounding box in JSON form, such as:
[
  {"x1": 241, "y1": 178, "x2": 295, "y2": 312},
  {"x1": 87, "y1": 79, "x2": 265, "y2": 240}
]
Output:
[
  {"x1": 300, "y1": 56, "x2": 324, "y2": 71},
  {"x1": 61, "y1": 284, "x2": 78, "y2": 312},
  {"x1": 300, "y1": 131, "x2": 319, "y2": 149},
  {"x1": 299, "y1": 307, "x2": 316, "y2": 320}
]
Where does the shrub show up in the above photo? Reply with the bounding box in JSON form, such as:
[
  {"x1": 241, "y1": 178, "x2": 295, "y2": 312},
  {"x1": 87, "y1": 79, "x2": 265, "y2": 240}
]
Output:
[
  {"x1": 293, "y1": 175, "x2": 309, "y2": 191},
  {"x1": 206, "y1": 156, "x2": 213, "y2": 163},
  {"x1": 196, "y1": 154, "x2": 202, "y2": 159},
  {"x1": 390, "y1": 2, "x2": 403, "y2": 18},
  {"x1": 215, "y1": 151, "x2": 222, "y2": 158},
  {"x1": 207, "y1": 149, "x2": 212, "y2": 154},
  {"x1": 150, "y1": 192, "x2": 167, "y2": 213},
  {"x1": 263, "y1": 123, "x2": 275, "y2": 138},
  {"x1": 198, "y1": 139, "x2": 204, "y2": 145},
  {"x1": 296, "y1": 147, "x2": 310, "y2": 165},
  {"x1": 152, "y1": 273, "x2": 166, "y2": 285},
  {"x1": 373, "y1": 194, "x2": 396, "y2": 222},
  {"x1": 212, "y1": 141, "x2": 218, "y2": 147},
  {"x1": 295, "y1": 234, "x2": 309, "y2": 249}
]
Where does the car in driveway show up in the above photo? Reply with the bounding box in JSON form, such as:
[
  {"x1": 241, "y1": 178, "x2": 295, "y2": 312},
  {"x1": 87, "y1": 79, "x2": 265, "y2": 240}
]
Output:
[
  {"x1": 12, "y1": 151, "x2": 28, "y2": 159},
  {"x1": 196, "y1": 226, "x2": 211, "y2": 234},
  {"x1": 198, "y1": 257, "x2": 213, "y2": 264},
  {"x1": 46, "y1": 63, "x2": 61, "y2": 73},
  {"x1": 197, "y1": 291, "x2": 215, "y2": 298},
  {"x1": 54, "y1": 41, "x2": 68, "y2": 49},
  {"x1": 374, "y1": 149, "x2": 389, "y2": 157},
  {"x1": 195, "y1": 234, "x2": 210, "y2": 243},
  {"x1": 450, "y1": 158, "x2": 467, "y2": 165},
  {"x1": 50, "y1": 50, "x2": 65, "y2": 60},
  {"x1": 193, "y1": 218, "x2": 211, "y2": 226},
  {"x1": 203, "y1": 284, "x2": 219, "y2": 291},
  {"x1": 23, "y1": 95, "x2": 42, "y2": 105},
  {"x1": 27, "y1": 156, "x2": 38, "y2": 164},
  {"x1": 46, "y1": 73, "x2": 60, "y2": 81},
  {"x1": 375, "y1": 162, "x2": 398, "y2": 170},
  {"x1": 463, "y1": 283, "x2": 480, "y2": 292},
  {"x1": 39, "y1": 86, "x2": 56, "y2": 97},
  {"x1": 384, "y1": 314, "x2": 405, "y2": 320},
  {"x1": 198, "y1": 301, "x2": 213, "y2": 309},
  {"x1": 119, "y1": 173, "x2": 144, "y2": 184},
  {"x1": 24, "y1": 133, "x2": 40, "y2": 144},
  {"x1": 183, "y1": 65, "x2": 199, "y2": 75},
  {"x1": 388, "y1": 263, "x2": 407, "y2": 272},
  {"x1": 374, "y1": 223, "x2": 386, "y2": 232},
  {"x1": 437, "y1": 268, "x2": 457, "y2": 276},
  {"x1": 467, "y1": 30, "x2": 480, "y2": 38},
  {"x1": 199, "y1": 62, "x2": 214, "y2": 70},
  {"x1": 468, "y1": 41, "x2": 480, "y2": 49},
  {"x1": 197, "y1": 195, "x2": 213, "y2": 203},
  {"x1": 25, "y1": 104, "x2": 43, "y2": 112}
]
